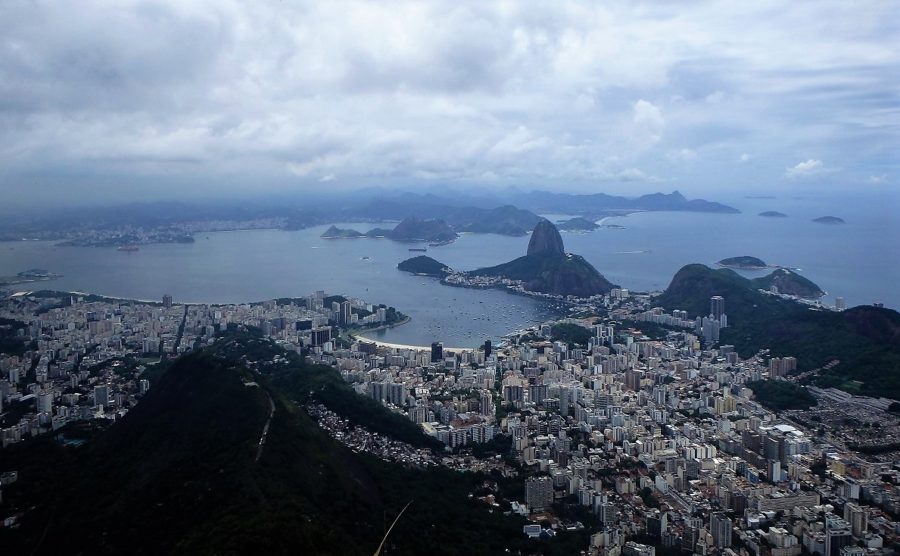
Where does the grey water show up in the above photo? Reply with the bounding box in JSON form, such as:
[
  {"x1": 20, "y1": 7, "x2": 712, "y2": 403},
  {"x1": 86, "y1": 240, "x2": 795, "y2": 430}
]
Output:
[{"x1": 0, "y1": 191, "x2": 897, "y2": 347}]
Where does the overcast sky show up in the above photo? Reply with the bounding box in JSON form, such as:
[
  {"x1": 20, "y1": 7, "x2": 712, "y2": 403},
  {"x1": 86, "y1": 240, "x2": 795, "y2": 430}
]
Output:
[{"x1": 1, "y1": 0, "x2": 898, "y2": 207}]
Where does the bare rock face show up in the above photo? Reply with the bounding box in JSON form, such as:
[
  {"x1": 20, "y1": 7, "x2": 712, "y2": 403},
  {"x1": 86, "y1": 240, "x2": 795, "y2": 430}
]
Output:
[{"x1": 527, "y1": 220, "x2": 565, "y2": 256}]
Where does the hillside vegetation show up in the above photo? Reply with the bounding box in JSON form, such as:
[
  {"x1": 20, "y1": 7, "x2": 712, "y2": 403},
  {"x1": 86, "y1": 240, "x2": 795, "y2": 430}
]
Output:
[
  {"x1": 2, "y1": 331, "x2": 576, "y2": 555},
  {"x1": 656, "y1": 264, "x2": 900, "y2": 399}
]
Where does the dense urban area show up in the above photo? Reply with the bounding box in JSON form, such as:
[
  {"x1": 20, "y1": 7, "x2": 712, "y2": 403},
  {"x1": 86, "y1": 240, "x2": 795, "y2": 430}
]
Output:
[{"x1": 1, "y1": 282, "x2": 897, "y2": 556}]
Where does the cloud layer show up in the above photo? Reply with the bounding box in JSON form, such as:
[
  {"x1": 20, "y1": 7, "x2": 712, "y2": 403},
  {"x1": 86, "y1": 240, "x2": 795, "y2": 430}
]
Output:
[{"x1": 1, "y1": 0, "x2": 897, "y2": 204}]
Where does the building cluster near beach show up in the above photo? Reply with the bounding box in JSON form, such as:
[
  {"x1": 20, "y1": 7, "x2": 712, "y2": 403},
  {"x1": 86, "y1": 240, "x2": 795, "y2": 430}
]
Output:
[
  {"x1": 0, "y1": 290, "x2": 390, "y2": 447},
  {"x1": 1, "y1": 288, "x2": 898, "y2": 555}
]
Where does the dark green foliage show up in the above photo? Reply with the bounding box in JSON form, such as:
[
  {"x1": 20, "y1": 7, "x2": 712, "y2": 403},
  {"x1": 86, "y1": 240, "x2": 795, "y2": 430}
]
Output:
[
  {"x1": 397, "y1": 255, "x2": 451, "y2": 277},
  {"x1": 749, "y1": 268, "x2": 824, "y2": 298},
  {"x1": 474, "y1": 253, "x2": 615, "y2": 297},
  {"x1": 3, "y1": 334, "x2": 562, "y2": 555},
  {"x1": 551, "y1": 323, "x2": 593, "y2": 346},
  {"x1": 657, "y1": 265, "x2": 900, "y2": 399},
  {"x1": 746, "y1": 380, "x2": 817, "y2": 410},
  {"x1": 0, "y1": 317, "x2": 31, "y2": 355},
  {"x1": 639, "y1": 486, "x2": 660, "y2": 508},
  {"x1": 271, "y1": 361, "x2": 442, "y2": 450}
]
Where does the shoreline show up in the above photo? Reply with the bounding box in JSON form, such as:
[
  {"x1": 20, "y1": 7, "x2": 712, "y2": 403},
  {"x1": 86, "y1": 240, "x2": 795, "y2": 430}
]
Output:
[{"x1": 352, "y1": 334, "x2": 474, "y2": 353}]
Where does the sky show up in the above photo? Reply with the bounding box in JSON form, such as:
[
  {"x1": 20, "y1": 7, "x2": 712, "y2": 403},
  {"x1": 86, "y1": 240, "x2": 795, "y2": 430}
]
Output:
[{"x1": 1, "y1": 0, "x2": 898, "y2": 208}]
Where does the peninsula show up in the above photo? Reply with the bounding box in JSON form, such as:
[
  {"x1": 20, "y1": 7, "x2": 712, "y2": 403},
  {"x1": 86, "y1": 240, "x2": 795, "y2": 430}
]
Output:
[
  {"x1": 470, "y1": 220, "x2": 616, "y2": 297},
  {"x1": 557, "y1": 217, "x2": 600, "y2": 231}
]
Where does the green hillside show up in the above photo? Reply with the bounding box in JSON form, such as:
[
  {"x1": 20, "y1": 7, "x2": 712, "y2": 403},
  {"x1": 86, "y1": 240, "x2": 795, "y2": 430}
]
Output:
[
  {"x1": 474, "y1": 253, "x2": 615, "y2": 297},
  {"x1": 398, "y1": 255, "x2": 451, "y2": 277},
  {"x1": 1, "y1": 331, "x2": 566, "y2": 555},
  {"x1": 655, "y1": 264, "x2": 900, "y2": 399},
  {"x1": 749, "y1": 268, "x2": 824, "y2": 298}
]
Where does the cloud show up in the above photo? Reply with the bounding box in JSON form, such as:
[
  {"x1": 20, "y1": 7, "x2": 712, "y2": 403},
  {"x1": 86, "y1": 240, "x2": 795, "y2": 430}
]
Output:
[
  {"x1": 632, "y1": 99, "x2": 665, "y2": 147},
  {"x1": 868, "y1": 174, "x2": 887, "y2": 184},
  {"x1": 0, "y1": 0, "x2": 897, "y2": 206},
  {"x1": 785, "y1": 159, "x2": 825, "y2": 178},
  {"x1": 668, "y1": 148, "x2": 697, "y2": 163}
]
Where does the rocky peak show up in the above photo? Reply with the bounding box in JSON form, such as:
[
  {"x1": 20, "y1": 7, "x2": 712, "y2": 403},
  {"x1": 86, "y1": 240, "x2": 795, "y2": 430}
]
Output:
[{"x1": 527, "y1": 219, "x2": 565, "y2": 256}]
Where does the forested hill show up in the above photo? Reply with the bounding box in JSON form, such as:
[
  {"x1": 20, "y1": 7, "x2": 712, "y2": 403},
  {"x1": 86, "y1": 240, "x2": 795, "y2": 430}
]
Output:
[
  {"x1": 0, "y1": 331, "x2": 550, "y2": 555},
  {"x1": 655, "y1": 264, "x2": 900, "y2": 399}
]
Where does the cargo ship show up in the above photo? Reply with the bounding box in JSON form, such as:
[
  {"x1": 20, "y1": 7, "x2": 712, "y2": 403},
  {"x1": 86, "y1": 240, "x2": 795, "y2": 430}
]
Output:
[{"x1": 408, "y1": 247, "x2": 427, "y2": 252}]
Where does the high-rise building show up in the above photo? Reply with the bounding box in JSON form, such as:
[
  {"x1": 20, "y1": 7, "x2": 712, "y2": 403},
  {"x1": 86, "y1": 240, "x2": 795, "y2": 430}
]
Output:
[
  {"x1": 710, "y1": 296, "x2": 725, "y2": 320},
  {"x1": 431, "y1": 342, "x2": 443, "y2": 363},
  {"x1": 93, "y1": 384, "x2": 110, "y2": 407},
  {"x1": 162, "y1": 294, "x2": 173, "y2": 308},
  {"x1": 826, "y1": 517, "x2": 853, "y2": 556},
  {"x1": 835, "y1": 297, "x2": 846, "y2": 311},
  {"x1": 710, "y1": 512, "x2": 732, "y2": 548},
  {"x1": 37, "y1": 391, "x2": 53, "y2": 413},
  {"x1": 525, "y1": 476, "x2": 553, "y2": 512},
  {"x1": 483, "y1": 340, "x2": 492, "y2": 358},
  {"x1": 479, "y1": 390, "x2": 494, "y2": 418},
  {"x1": 843, "y1": 503, "x2": 868, "y2": 537},
  {"x1": 340, "y1": 301, "x2": 352, "y2": 324}
]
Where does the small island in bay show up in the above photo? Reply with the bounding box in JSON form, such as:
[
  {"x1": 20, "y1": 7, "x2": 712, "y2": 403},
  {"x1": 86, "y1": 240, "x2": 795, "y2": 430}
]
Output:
[
  {"x1": 718, "y1": 256, "x2": 768, "y2": 270},
  {"x1": 368, "y1": 217, "x2": 458, "y2": 243},
  {"x1": 758, "y1": 211, "x2": 787, "y2": 218},
  {"x1": 813, "y1": 216, "x2": 845, "y2": 224},
  {"x1": 397, "y1": 255, "x2": 451, "y2": 277},
  {"x1": 557, "y1": 217, "x2": 600, "y2": 231},
  {"x1": 321, "y1": 225, "x2": 365, "y2": 239},
  {"x1": 0, "y1": 268, "x2": 63, "y2": 286}
]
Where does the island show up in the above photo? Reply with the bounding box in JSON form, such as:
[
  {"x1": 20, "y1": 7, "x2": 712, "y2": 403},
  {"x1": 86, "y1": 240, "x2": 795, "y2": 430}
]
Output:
[
  {"x1": 320, "y1": 225, "x2": 365, "y2": 239},
  {"x1": 557, "y1": 217, "x2": 600, "y2": 231},
  {"x1": 367, "y1": 217, "x2": 458, "y2": 243},
  {"x1": 0, "y1": 268, "x2": 63, "y2": 286},
  {"x1": 718, "y1": 256, "x2": 768, "y2": 270},
  {"x1": 758, "y1": 211, "x2": 788, "y2": 218},
  {"x1": 397, "y1": 255, "x2": 451, "y2": 277},
  {"x1": 813, "y1": 216, "x2": 845, "y2": 224}
]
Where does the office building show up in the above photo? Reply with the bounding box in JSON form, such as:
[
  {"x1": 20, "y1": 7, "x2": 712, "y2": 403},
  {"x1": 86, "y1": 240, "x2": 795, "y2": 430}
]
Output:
[
  {"x1": 525, "y1": 476, "x2": 553, "y2": 512},
  {"x1": 710, "y1": 296, "x2": 725, "y2": 320},
  {"x1": 710, "y1": 512, "x2": 732, "y2": 548},
  {"x1": 431, "y1": 342, "x2": 443, "y2": 363},
  {"x1": 162, "y1": 294, "x2": 173, "y2": 308}
]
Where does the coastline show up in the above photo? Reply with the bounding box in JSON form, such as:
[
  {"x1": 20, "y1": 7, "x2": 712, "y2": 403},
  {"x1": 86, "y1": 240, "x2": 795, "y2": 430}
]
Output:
[{"x1": 352, "y1": 334, "x2": 473, "y2": 353}]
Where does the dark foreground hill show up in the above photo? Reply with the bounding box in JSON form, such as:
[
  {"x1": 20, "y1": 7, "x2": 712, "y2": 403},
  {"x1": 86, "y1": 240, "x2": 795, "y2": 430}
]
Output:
[
  {"x1": 1, "y1": 332, "x2": 554, "y2": 555},
  {"x1": 655, "y1": 264, "x2": 900, "y2": 399}
]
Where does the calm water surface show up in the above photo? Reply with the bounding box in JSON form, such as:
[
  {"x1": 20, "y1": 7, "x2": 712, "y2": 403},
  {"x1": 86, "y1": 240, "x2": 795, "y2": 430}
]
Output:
[{"x1": 0, "y1": 192, "x2": 897, "y2": 346}]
